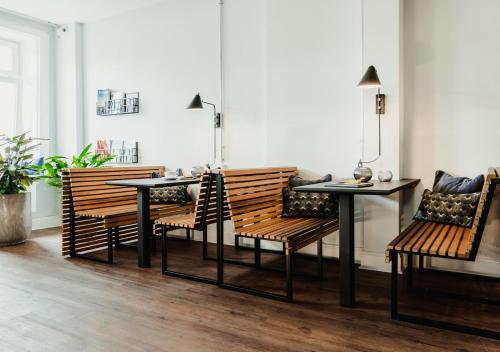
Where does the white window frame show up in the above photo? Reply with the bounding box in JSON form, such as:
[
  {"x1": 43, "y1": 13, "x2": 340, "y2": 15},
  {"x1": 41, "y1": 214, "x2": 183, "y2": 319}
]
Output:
[
  {"x1": 0, "y1": 37, "x2": 20, "y2": 77},
  {"x1": 0, "y1": 37, "x2": 22, "y2": 135}
]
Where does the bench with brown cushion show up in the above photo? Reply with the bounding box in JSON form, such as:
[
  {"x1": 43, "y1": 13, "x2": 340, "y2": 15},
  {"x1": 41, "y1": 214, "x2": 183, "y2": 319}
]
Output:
[
  {"x1": 386, "y1": 168, "x2": 500, "y2": 339},
  {"x1": 62, "y1": 166, "x2": 194, "y2": 263},
  {"x1": 221, "y1": 167, "x2": 339, "y2": 301}
]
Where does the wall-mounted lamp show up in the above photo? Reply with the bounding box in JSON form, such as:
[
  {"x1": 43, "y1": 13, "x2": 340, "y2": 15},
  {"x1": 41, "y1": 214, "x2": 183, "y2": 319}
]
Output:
[
  {"x1": 187, "y1": 93, "x2": 221, "y2": 166},
  {"x1": 358, "y1": 65, "x2": 385, "y2": 115},
  {"x1": 354, "y1": 65, "x2": 386, "y2": 181}
]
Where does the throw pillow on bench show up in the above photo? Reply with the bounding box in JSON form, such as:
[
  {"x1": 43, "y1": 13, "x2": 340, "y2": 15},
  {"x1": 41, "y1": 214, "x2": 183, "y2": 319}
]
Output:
[
  {"x1": 283, "y1": 174, "x2": 338, "y2": 218},
  {"x1": 150, "y1": 185, "x2": 191, "y2": 204}
]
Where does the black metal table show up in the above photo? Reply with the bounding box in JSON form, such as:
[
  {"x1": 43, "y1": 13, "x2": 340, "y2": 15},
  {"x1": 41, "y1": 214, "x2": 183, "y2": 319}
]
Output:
[
  {"x1": 106, "y1": 178, "x2": 200, "y2": 268},
  {"x1": 294, "y1": 179, "x2": 420, "y2": 307}
]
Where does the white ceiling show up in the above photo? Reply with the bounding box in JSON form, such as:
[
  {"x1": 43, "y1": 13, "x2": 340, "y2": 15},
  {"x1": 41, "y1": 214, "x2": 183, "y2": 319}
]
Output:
[{"x1": 0, "y1": 0, "x2": 165, "y2": 24}]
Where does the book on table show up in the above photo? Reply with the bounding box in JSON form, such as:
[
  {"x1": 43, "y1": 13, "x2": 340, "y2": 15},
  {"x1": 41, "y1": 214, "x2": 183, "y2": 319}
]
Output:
[{"x1": 324, "y1": 179, "x2": 374, "y2": 188}]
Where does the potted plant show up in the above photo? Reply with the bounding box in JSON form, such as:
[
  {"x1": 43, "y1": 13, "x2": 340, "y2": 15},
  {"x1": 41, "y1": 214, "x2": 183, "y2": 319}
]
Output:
[
  {"x1": 0, "y1": 133, "x2": 42, "y2": 246},
  {"x1": 36, "y1": 144, "x2": 114, "y2": 190}
]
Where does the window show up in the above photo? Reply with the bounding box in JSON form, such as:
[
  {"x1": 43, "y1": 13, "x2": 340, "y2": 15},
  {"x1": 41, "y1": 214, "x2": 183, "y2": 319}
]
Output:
[
  {"x1": 0, "y1": 29, "x2": 40, "y2": 138},
  {"x1": 0, "y1": 38, "x2": 20, "y2": 136},
  {"x1": 0, "y1": 22, "x2": 53, "y2": 221}
]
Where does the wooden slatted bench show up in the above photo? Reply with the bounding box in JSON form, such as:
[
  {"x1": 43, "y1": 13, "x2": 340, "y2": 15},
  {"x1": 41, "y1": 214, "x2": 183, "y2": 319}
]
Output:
[
  {"x1": 220, "y1": 167, "x2": 339, "y2": 301},
  {"x1": 63, "y1": 166, "x2": 194, "y2": 264},
  {"x1": 386, "y1": 169, "x2": 500, "y2": 339},
  {"x1": 155, "y1": 171, "x2": 230, "y2": 283}
]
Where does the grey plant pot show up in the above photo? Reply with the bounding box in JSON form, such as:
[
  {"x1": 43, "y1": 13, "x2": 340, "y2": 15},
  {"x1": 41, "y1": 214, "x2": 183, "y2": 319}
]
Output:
[{"x1": 0, "y1": 193, "x2": 31, "y2": 246}]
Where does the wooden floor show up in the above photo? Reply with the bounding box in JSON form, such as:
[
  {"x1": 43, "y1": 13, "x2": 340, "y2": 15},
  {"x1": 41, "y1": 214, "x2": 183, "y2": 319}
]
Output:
[{"x1": 0, "y1": 228, "x2": 498, "y2": 352}]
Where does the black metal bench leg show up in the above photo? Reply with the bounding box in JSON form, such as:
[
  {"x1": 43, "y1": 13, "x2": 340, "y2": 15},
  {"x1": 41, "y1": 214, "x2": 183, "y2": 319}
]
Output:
[
  {"x1": 186, "y1": 228, "x2": 191, "y2": 242},
  {"x1": 391, "y1": 251, "x2": 398, "y2": 320},
  {"x1": 107, "y1": 228, "x2": 113, "y2": 264},
  {"x1": 286, "y1": 252, "x2": 293, "y2": 302},
  {"x1": 407, "y1": 253, "x2": 413, "y2": 290},
  {"x1": 392, "y1": 252, "x2": 499, "y2": 339},
  {"x1": 202, "y1": 226, "x2": 208, "y2": 260},
  {"x1": 161, "y1": 226, "x2": 167, "y2": 274},
  {"x1": 418, "y1": 254, "x2": 424, "y2": 270},
  {"x1": 317, "y1": 238, "x2": 323, "y2": 279},
  {"x1": 114, "y1": 227, "x2": 120, "y2": 247},
  {"x1": 235, "y1": 235, "x2": 241, "y2": 249},
  {"x1": 254, "y1": 238, "x2": 261, "y2": 268}
]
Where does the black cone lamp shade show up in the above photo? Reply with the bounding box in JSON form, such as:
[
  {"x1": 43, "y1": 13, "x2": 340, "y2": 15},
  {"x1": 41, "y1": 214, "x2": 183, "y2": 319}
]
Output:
[
  {"x1": 187, "y1": 94, "x2": 204, "y2": 109},
  {"x1": 357, "y1": 65, "x2": 381, "y2": 88}
]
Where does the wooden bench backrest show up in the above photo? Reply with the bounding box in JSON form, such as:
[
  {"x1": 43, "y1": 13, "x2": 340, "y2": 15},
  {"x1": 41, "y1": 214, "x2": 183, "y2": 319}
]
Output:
[
  {"x1": 468, "y1": 169, "x2": 499, "y2": 260},
  {"x1": 61, "y1": 166, "x2": 165, "y2": 256},
  {"x1": 221, "y1": 167, "x2": 298, "y2": 231},
  {"x1": 190, "y1": 170, "x2": 230, "y2": 228},
  {"x1": 67, "y1": 166, "x2": 165, "y2": 212}
]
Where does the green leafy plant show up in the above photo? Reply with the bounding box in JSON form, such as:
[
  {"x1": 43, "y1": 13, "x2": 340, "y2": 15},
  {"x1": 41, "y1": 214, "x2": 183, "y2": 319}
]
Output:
[
  {"x1": 36, "y1": 144, "x2": 114, "y2": 189},
  {"x1": 0, "y1": 132, "x2": 43, "y2": 195}
]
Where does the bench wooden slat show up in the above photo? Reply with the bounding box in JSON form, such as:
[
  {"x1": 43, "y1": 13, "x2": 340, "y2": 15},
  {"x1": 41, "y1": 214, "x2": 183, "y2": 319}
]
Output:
[
  {"x1": 258, "y1": 218, "x2": 326, "y2": 241},
  {"x1": 238, "y1": 218, "x2": 309, "y2": 239},
  {"x1": 395, "y1": 222, "x2": 431, "y2": 251},
  {"x1": 223, "y1": 171, "x2": 297, "y2": 184},
  {"x1": 417, "y1": 223, "x2": 446, "y2": 254},
  {"x1": 447, "y1": 226, "x2": 465, "y2": 257},
  {"x1": 428, "y1": 224, "x2": 451, "y2": 255},
  {"x1": 457, "y1": 228, "x2": 472, "y2": 258},
  {"x1": 223, "y1": 167, "x2": 297, "y2": 177}
]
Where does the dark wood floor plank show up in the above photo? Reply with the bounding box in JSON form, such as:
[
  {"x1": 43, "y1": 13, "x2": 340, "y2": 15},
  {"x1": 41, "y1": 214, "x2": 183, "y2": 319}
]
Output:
[{"x1": 0, "y1": 228, "x2": 497, "y2": 352}]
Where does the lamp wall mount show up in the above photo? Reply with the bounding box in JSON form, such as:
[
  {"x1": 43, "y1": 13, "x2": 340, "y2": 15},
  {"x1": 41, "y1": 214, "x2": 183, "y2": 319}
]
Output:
[
  {"x1": 214, "y1": 113, "x2": 221, "y2": 128},
  {"x1": 376, "y1": 90, "x2": 385, "y2": 115}
]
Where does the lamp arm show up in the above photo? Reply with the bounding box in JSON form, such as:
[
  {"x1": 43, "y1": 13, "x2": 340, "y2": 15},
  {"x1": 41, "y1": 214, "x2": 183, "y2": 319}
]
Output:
[
  {"x1": 359, "y1": 113, "x2": 381, "y2": 166},
  {"x1": 202, "y1": 100, "x2": 217, "y2": 115}
]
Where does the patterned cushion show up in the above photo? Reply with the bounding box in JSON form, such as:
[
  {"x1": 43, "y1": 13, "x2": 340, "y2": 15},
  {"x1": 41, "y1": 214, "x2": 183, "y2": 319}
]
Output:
[
  {"x1": 413, "y1": 189, "x2": 480, "y2": 227},
  {"x1": 282, "y1": 189, "x2": 338, "y2": 218},
  {"x1": 150, "y1": 185, "x2": 190, "y2": 204}
]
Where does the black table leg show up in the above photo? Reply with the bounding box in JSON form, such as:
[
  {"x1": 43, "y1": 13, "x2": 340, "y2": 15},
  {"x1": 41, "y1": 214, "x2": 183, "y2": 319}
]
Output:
[
  {"x1": 338, "y1": 193, "x2": 355, "y2": 307},
  {"x1": 137, "y1": 187, "x2": 151, "y2": 268},
  {"x1": 216, "y1": 174, "x2": 224, "y2": 286}
]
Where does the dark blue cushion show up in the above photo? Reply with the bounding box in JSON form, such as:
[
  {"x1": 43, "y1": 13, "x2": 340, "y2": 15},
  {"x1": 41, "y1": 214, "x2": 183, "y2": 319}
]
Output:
[
  {"x1": 432, "y1": 170, "x2": 484, "y2": 194},
  {"x1": 289, "y1": 174, "x2": 332, "y2": 188}
]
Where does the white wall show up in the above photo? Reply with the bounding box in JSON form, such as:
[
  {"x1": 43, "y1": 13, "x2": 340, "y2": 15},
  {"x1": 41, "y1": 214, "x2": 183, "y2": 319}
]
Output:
[
  {"x1": 404, "y1": 0, "x2": 500, "y2": 276},
  {"x1": 76, "y1": 0, "x2": 407, "y2": 270},
  {"x1": 222, "y1": 0, "x2": 267, "y2": 168},
  {"x1": 56, "y1": 22, "x2": 84, "y2": 157},
  {"x1": 62, "y1": 0, "x2": 498, "y2": 276},
  {"x1": 82, "y1": 0, "x2": 222, "y2": 171}
]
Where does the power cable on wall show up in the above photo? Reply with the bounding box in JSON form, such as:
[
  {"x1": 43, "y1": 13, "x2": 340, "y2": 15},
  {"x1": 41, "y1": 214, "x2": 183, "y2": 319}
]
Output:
[
  {"x1": 360, "y1": 0, "x2": 366, "y2": 161},
  {"x1": 323, "y1": 0, "x2": 365, "y2": 248},
  {"x1": 219, "y1": 0, "x2": 225, "y2": 164}
]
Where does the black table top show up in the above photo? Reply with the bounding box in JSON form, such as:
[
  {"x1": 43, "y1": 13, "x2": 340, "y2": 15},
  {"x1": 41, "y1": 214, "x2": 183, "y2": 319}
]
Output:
[
  {"x1": 106, "y1": 177, "x2": 200, "y2": 188},
  {"x1": 293, "y1": 179, "x2": 420, "y2": 195}
]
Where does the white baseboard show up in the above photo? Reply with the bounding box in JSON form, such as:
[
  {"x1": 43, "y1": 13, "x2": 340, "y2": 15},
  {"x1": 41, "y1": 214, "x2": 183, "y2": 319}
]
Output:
[
  {"x1": 429, "y1": 257, "x2": 500, "y2": 278},
  {"x1": 32, "y1": 215, "x2": 61, "y2": 230},
  {"x1": 359, "y1": 250, "x2": 391, "y2": 272}
]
